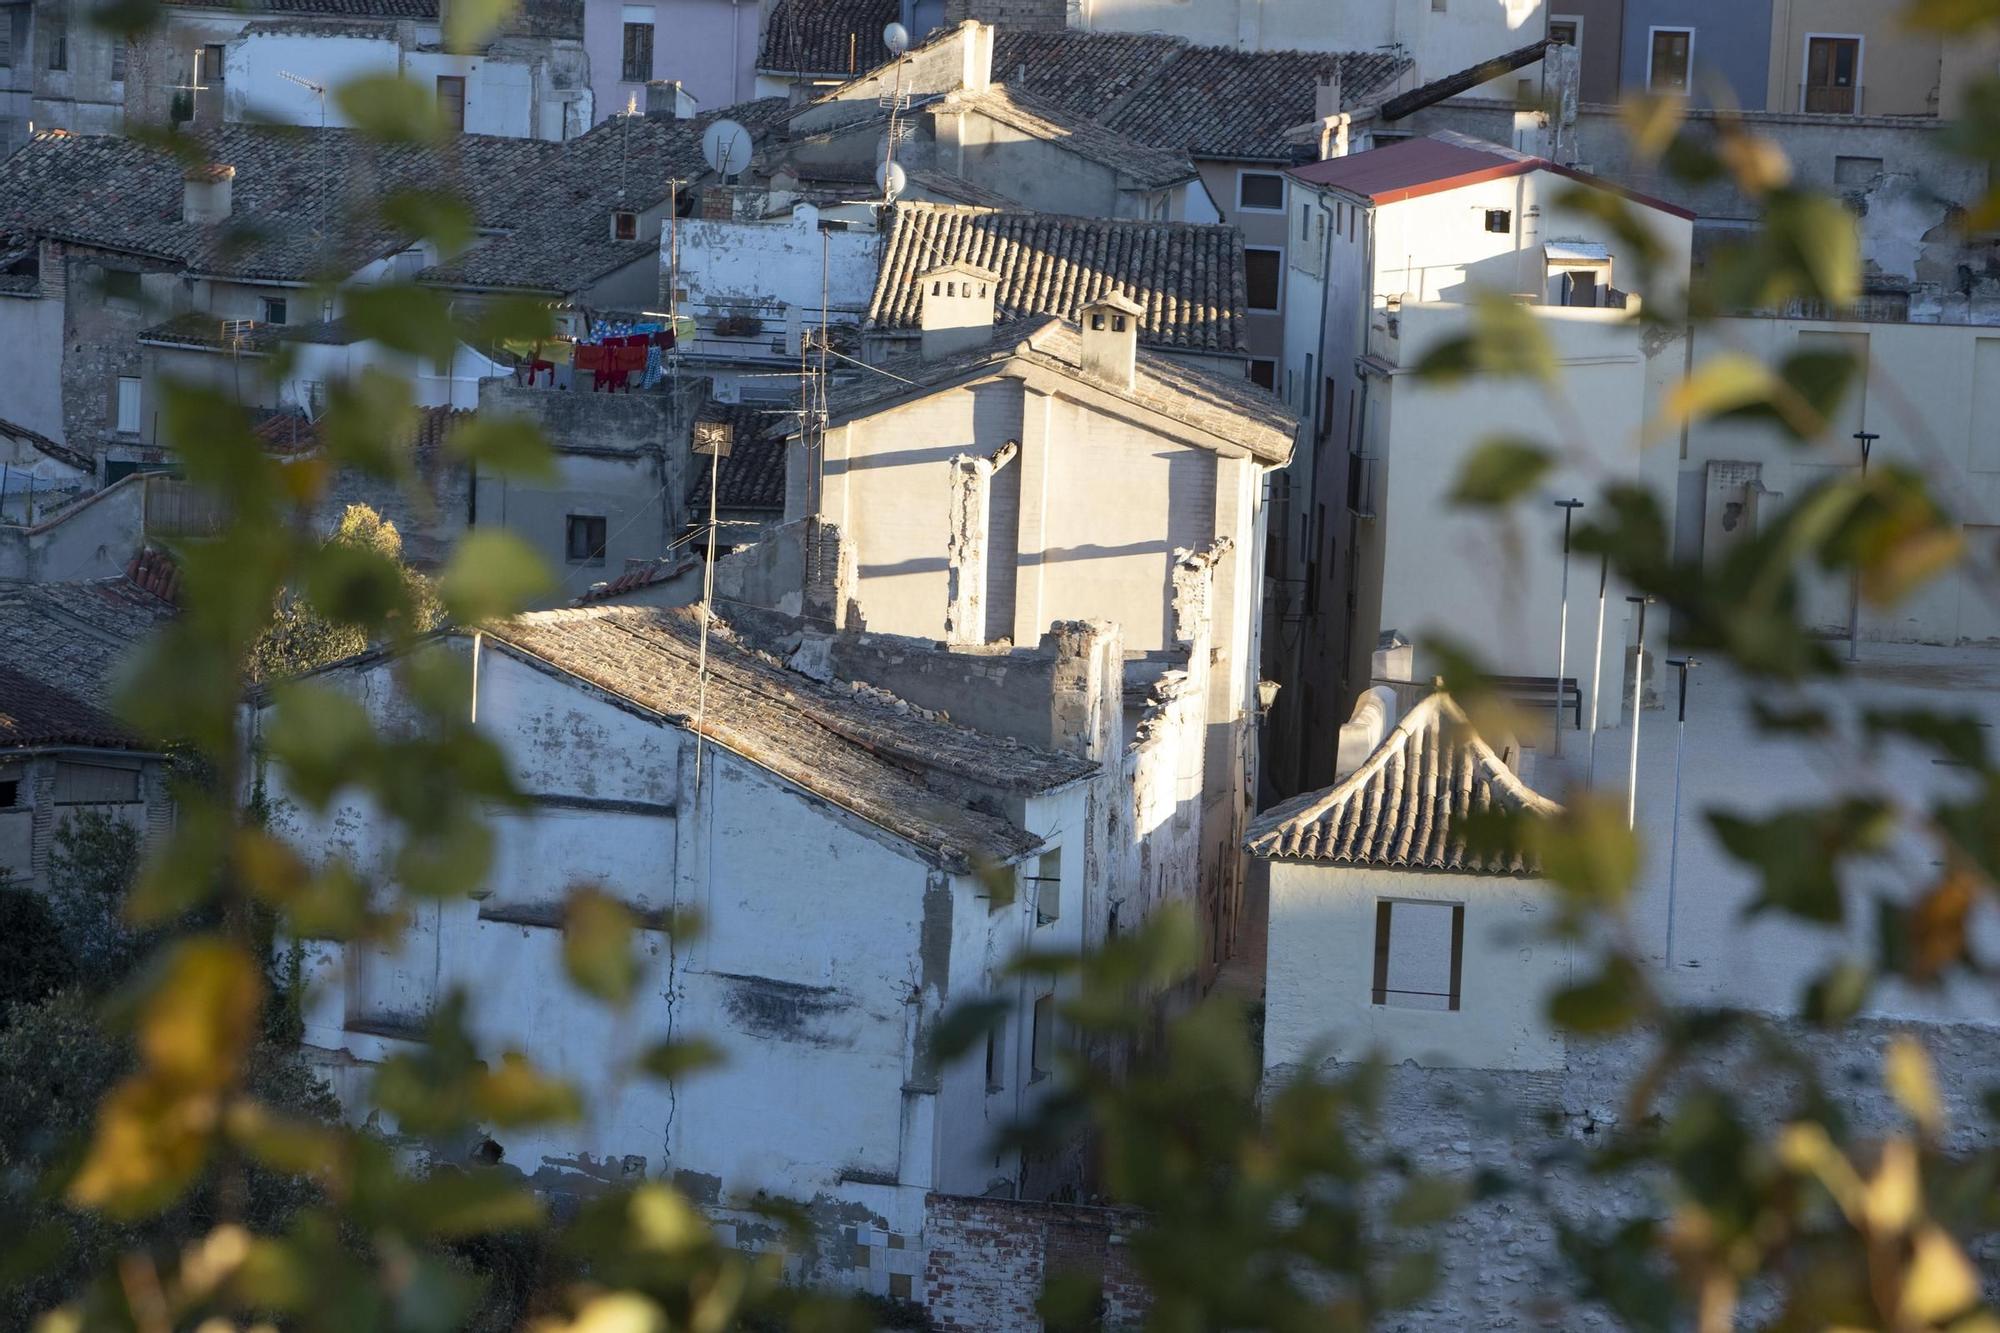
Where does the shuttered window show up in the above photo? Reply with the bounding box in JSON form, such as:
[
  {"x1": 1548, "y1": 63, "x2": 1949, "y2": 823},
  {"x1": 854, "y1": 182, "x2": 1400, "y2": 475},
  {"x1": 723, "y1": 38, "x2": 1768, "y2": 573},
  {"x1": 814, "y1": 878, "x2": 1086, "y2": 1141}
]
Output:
[{"x1": 54, "y1": 762, "x2": 141, "y2": 805}]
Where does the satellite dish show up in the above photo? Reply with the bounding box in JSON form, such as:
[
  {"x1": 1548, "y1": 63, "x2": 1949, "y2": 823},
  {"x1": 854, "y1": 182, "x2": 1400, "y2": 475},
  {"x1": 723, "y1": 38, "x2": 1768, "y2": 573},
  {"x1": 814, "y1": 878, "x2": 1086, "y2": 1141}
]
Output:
[
  {"x1": 884, "y1": 21, "x2": 910, "y2": 54},
  {"x1": 700, "y1": 118, "x2": 752, "y2": 177},
  {"x1": 876, "y1": 159, "x2": 907, "y2": 201}
]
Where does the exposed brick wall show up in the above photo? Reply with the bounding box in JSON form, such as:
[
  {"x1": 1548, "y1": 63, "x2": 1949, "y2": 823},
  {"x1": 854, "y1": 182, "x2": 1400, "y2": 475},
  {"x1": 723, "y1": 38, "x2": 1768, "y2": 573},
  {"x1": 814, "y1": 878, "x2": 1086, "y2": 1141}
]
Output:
[{"x1": 921, "y1": 1194, "x2": 1147, "y2": 1332}]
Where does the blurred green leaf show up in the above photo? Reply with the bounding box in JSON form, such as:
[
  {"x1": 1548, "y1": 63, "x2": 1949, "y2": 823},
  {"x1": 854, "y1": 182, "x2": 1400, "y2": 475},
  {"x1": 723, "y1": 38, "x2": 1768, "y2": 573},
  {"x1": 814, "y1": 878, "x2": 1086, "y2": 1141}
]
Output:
[
  {"x1": 925, "y1": 997, "x2": 1010, "y2": 1064},
  {"x1": 438, "y1": 531, "x2": 555, "y2": 624},
  {"x1": 448, "y1": 414, "x2": 558, "y2": 482},
  {"x1": 1549, "y1": 955, "x2": 1648, "y2": 1034},
  {"x1": 1710, "y1": 798, "x2": 1894, "y2": 924},
  {"x1": 635, "y1": 1038, "x2": 725, "y2": 1082},
  {"x1": 343, "y1": 284, "x2": 459, "y2": 365},
  {"x1": 1447, "y1": 437, "x2": 1553, "y2": 507},
  {"x1": 381, "y1": 188, "x2": 477, "y2": 260},
  {"x1": 563, "y1": 886, "x2": 641, "y2": 1006},
  {"x1": 334, "y1": 74, "x2": 448, "y2": 143},
  {"x1": 444, "y1": 0, "x2": 516, "y2": 51}
]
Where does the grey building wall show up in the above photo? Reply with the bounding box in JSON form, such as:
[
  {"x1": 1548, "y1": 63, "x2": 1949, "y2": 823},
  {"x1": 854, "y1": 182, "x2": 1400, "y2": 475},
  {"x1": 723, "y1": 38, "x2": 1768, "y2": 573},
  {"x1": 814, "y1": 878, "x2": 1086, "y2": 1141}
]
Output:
[
  {"x1": 1619, "y1": 0, "x2": 1773, "y2": 110},
  {"x1": 1551, "y1": 0, "x2": 1623, "y2": 105}
]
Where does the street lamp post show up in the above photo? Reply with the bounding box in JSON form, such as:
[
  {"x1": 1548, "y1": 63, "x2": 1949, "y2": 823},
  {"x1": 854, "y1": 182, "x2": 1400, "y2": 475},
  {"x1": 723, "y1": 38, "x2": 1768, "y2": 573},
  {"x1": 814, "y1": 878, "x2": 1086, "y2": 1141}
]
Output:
[
  {"x1": 1553, "y1": 499, "x2": 1584, "y2": 756},
  {"x1": 1663, "y1": 656, "x2": 1699, "y2": 970},
  {"x1": 1848, "y1": 430, "x2": 1878, "y2": 663},
  {"x1": 1586, "y1": 554, "x2": 1608, "y2": 786},
  {"x1": 1625, "y1": 595, "x2": 1653, "y2": 830}
]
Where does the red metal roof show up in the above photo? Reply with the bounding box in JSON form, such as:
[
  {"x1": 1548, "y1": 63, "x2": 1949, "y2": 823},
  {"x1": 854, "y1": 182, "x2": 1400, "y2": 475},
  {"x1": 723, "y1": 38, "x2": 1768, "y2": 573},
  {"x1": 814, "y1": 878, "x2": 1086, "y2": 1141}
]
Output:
[{"x1": 1288, "y1": 133, "x2": 1695, "y2": 220}]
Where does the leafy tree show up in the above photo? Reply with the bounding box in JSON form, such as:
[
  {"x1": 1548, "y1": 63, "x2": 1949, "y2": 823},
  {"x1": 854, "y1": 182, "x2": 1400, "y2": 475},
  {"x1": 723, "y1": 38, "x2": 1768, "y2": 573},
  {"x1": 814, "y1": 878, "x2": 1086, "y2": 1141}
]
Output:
[
  {"x1": 0, "y1": 881, "x2": 76, "y2": 1021},
  {"x1": 250, "y1": 503, "x2": 445, "y2": 683}
]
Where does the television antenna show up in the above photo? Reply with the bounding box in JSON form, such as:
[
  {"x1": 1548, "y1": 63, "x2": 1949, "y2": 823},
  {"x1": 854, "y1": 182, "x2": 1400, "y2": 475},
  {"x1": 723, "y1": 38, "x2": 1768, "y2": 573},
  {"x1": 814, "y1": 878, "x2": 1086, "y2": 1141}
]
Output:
[
  {"x1": 277, "y1": 70, "x2": 331, "y2": 245},
  {"x1": 700, "y1": 117, "x2": 751, "y2": 180}
]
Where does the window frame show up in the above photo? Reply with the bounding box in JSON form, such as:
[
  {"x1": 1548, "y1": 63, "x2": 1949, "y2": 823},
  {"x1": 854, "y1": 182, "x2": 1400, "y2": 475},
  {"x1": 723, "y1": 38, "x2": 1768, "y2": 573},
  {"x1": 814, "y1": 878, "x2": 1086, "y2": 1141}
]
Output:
[
  {"x1": 1370, "y1": 899, "x2": 1465, "y2": 1012},
  {"x1": 1548, "y1": 14, "x2": 1581, "y2": 51},
  {"x1": 612, "y1": 209, "x2": 639, "y2": 241},
  {"x1": 44, "y1": 9, "x2": 65, "y2": 71},
  {"x1": 261, "y1": 295, "x2": 287, "y2": 325},
  {"x1": 1645, "y1": 25, "x2": 1694, "y2": 95},
  {"x1": 1029, "y1": 993, "x2": 1054, "y2": 1081},
  {"x1": 1248, "y1": 358, "x2": 1276, "y2": 391},
  {"x1": 1236, "y1": 170, "x2": 1286, "y2": 213},
  {"x1": 200, "y1": 43, "x2": 223, "y2": 82},
  {"x1": 1027, "y1": 847, "x2": 1061, "y2": 927},
  {"x1": 1799, "y1": 32, "x2": 1864, "y2": 115},
  {"x1": 566, "y1": 513, "x2": 608, "y2": 566},
  {"x1": 984, "y1": 1021, "x2": 1005, "y2": 1093},
  {"x1": 1243, "y1": 246, "x2": 1283, "y2": 313},
  {"x1": 1484, "y1": 208, "x2": 1512, "y2": 234},
  {"x1": 114, "y1": 376, "x2": 141, "y2": 435},
  {"x1": 0, "y1": 11, "x2": 13, "y2": 68},
  {"x1": 436, "y1": 75, "x2": 466, "y2": 132},
  {"x1": 111, "y1": 38, "x2": 126, "y2": 82},
  {"x1": 621, "y1": 18, "x2": 655, "y2": 83}
]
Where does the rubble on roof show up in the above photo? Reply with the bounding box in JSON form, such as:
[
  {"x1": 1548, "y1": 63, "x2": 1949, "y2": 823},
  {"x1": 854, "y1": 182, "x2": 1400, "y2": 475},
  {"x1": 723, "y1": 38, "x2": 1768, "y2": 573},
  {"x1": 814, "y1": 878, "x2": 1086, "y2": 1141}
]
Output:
[
  {"x1": 868, "y1": 202, "x2": 1247, "y2": 354},
  {"x1": 486, "y1": 603, "x2": 1096, "y2": 869},
  {"x1": 1245, "y1": 691, "x2": 1559, "y2": 875}
]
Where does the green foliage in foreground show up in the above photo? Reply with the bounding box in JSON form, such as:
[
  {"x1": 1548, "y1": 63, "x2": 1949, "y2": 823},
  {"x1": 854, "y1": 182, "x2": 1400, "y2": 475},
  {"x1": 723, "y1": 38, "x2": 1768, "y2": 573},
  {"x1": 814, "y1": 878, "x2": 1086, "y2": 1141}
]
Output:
[{"x1": 18, "y1": 0, "x2": 2000, "y2": 1328}]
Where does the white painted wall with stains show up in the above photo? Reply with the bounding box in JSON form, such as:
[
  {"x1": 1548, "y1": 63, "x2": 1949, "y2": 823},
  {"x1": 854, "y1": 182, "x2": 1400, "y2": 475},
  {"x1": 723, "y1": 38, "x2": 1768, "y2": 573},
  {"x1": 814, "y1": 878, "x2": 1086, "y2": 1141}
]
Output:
[{"x1": 270, "y1": 639, "x2": 1089, "y2": 1257}]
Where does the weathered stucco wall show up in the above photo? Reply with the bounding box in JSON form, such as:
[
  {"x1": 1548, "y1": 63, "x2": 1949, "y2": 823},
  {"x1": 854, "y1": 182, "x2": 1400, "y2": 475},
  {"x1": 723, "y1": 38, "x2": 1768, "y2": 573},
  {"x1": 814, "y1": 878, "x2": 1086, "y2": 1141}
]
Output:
[
  {"x1": 0, "y1": 289, "x2": 68, "y2": 446},
  {"x1": 0, "y1": 474, "x2": 147, "y2": 583}
]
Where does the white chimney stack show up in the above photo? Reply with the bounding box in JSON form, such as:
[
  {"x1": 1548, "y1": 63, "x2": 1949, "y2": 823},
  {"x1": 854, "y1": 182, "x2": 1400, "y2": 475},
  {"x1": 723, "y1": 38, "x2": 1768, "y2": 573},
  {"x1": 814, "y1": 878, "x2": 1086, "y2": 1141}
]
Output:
[
  {"x1": 919, "y1": 262, "x2": 997, "y2": 360},
  {"x1": 1077, "y1": 291, "x2": 1143, "y2": 390},
  {"x1": 183, "y1": 163, "x2": 234, "y2": 224}
]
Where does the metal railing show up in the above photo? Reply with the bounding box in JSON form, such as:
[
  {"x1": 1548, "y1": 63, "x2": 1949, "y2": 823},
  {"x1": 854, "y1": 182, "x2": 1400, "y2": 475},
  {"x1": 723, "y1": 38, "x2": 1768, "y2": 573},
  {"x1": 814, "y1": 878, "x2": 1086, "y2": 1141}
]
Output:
[{"x1": 1799, "y1": 83, "x2": 1863, "y2": 115}]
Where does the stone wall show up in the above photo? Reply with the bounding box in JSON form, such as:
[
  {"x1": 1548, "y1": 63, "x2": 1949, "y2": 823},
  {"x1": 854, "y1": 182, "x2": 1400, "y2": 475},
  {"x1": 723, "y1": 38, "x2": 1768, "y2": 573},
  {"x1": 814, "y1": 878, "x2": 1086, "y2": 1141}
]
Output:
[
  {"x1": 943, "y1": 0, "x2": 1067, "y2": 31},
  {"x1": 920, "y1": 1194, "x2": 1149, "y2": 1332}
]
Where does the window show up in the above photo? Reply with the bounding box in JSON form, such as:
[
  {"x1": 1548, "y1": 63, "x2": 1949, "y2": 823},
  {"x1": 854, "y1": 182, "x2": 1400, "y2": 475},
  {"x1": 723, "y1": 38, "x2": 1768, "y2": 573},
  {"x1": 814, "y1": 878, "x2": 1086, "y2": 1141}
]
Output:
[
  {"x1": 436, "y1": 75, "x2": 465, "y2": 132},
  {"x1": 1030, "y1": 994, "x2": 1054, "y2": 1079},
  {"x1": 621, "y1": 6, "x2": 655, "y2": 82},
  {"x1": 201, "y1": 43, "x2": 223, "y2": 82},
  {"x1": 0, "y1": 774, "x2": 19, "y2": 807},
  {"x1": 54, "y1": 762, "x2": 140, "y2": 805},
  {"x1": 1647, "y1": 27, "x2": 1693, "y2": 94},
  {"x1": 566, "y1": 514, "x2": 608, "y2": 565},
  {"x1": 111, "y1": 38, "x2": 125, "y2": 81},
  {"x1": 1484, "y1": 209, "x2": 1511, "y2": 234},
  {"x1": 44, "y1": 8, "x2": 64, "y2": 69},
  {"x1": 1248, "y1": 358, "x2": 1276, "y2": 391},
  {"x1": 261, "y1": 296, "x2": 287, "y2": 325},
  {"x1": 983, "y1": 1022, "x2": 1005, "y2": 1092},
  {"x1": 0, "y1": 12, "x2": 12, "y2": 66},
  {"x1": 114, "y1": 377, "x2": 140, "y2": 434},
  {"x1": 1430, "y1": 0, "x2": 1444, "y2": 10},
  {"x1": 1244, "y1": 247, "x2": 1281, "y2": 311},
  {"x1": 1238, "y1": 171, "x2": 1284, "y2": 211},
  {"x1": 1548, "y1": 16, "x2": 1580, "y2": 48},
  {"x1": 102, "y1": 266, "x2": 140, "y2": 303},
  {"x1": 1558, "y1": 269, "x2": 1601, "y2": 307},
  {"x1": 612, "y1": 209, "x2": 638, "y2": 241},
  {"x1": 1371, "y1": 900, "x2": 1464, "y2": 1011},
  {"x1": 1303, "y1": 353, "x2": 1315, "y2": 425},
  {"x1": 1803, "y1": 35, "x2": 1861, "y2": 115},
  {"x1": 1028, "y1": 847, "x2": 1061, "y2": 926}
]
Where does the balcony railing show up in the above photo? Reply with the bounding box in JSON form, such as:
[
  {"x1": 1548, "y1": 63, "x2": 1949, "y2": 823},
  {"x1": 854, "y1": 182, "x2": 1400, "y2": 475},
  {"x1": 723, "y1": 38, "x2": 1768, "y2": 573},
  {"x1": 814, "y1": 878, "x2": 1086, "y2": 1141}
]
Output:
[{"x1": 1799, "y1": 83, "x2": 1863, "y2": 115}]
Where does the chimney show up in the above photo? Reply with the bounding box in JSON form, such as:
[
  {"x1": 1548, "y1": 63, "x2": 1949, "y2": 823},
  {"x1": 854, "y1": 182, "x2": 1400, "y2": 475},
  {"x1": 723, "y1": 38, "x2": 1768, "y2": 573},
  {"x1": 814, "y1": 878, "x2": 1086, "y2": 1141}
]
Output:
[
  {"x1": 919, "y1": 262, "x2": 997, "y2": 360},
  {"x1": 183, "y1": 163, "x2": 234, "y2": 224},
  {"x1": 1077, "y1": 291, "x2": 1143, "y2": 390},
  {"x1": 1314, "y1": 68, "x2": 1342, "y2": 120},
  {"x1": 645, "y1": 78, "x2": 699, "y2": 120},
  {"x1": 957, "y1": 19, "x2": 994, "y2": 93}
]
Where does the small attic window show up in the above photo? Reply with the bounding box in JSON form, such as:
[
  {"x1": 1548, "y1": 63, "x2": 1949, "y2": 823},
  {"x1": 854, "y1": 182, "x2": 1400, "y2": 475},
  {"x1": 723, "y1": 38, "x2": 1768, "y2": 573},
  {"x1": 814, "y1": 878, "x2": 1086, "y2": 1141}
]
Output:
[
  {"x1": 931, "y1": 280, "x2": 941, "y2": 295},
  {"x1": 947, "y1": 281, "x2": 958, "y2": 296},
  {"x1": 1484, "y1": 209, "x2": 1511, "y2": 234},
  {"x1": 1112, "y1": 314, "x2": 1127, "y2": 332},
  {"x1": 1090, "y1": 312, "x2": 1105, "y2": 330},
  {"x1": 612, "y1": 210, "x2": 639, "y2": 241}
]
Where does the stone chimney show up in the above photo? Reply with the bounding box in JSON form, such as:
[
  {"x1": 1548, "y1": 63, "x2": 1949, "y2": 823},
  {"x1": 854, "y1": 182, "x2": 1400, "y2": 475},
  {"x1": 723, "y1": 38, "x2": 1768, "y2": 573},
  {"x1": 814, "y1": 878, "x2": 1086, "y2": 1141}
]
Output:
[
  {"x1": 919, "y1": 262, "x2": 997, "y2": 360},
  {"x1": 183, "y1": 163, "x2": 234, "y2": 224},
  {"x1": 956, "y1": 19, "x2": 994, "y2": 93},
  {"x1": 645, "y1": 79, "x2": 698, "y2": 120},
  {"x1": 1042, "y1": 619, "x2": 1122, "y2": 763},
  {"x1": 1077, "y1": 291, "x2": 1143, "y2": 390}
]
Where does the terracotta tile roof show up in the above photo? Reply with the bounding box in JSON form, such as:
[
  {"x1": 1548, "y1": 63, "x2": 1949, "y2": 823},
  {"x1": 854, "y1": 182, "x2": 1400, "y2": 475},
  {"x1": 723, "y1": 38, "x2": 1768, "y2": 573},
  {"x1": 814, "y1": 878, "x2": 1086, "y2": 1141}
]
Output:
[
  {"x1": 1245, "y1": 692, "x2": 1560, "y2": 875},
  {"x1": 1289, "y1": 130, "x2": 1697, "y2": 220},
  {"x1": 0, "y1": 576, "x2": 177, "y2": 723},
  {"x1": 757, "y1": 0, "x2": 899, "y2": 78},
  {"x1": 919, "y1": 28, "x2": 1411, "y2": 163},
  {"x1": 486, "y1": 605, "x2": 1095, "y2": 869},
  {"x1": 161, "y1": 0, "x2": 437, "y2": 15},
  {"x1": 828, "y1": 315, "x2": 1296, "y2": 464},
  {"x1": 0, "y1": 416, "x2": 92, "y2": 474},
  {"x1": 933, "y1": 86, "x2": 1197, "y2": 189},
  {"x1": 0, "y1": 665, "x2": 132, "y2": 750},
  {"x1": 139, "y1": 313, "x2": 360, "y2": 353},
  {"x1": 868, "y1": 202, "x2": 1247, "y2": 355},
  {"x1": 574, "y1": 553, "x2": 700, "y2": 604},
  {"x1": 416, "y1": 101, "x2": 789, "y2": 293},
  {"x1": 686, "y1": 404, "x2": 788, "y2": 513}
]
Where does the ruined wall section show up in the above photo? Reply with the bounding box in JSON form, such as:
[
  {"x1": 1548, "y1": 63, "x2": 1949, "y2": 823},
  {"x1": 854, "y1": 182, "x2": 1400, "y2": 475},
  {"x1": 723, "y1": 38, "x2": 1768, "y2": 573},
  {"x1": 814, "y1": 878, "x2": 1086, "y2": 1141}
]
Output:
[{"x1": 921, "y1": 1194, "x2": 1150, "y2": 1333}]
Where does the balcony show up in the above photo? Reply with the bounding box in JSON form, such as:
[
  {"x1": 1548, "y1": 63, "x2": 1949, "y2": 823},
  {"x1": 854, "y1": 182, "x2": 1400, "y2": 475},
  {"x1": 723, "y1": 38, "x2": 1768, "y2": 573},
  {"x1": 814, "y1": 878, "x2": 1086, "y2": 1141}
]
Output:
[
  {"x1": 1346, "y1": 452, "x2": 1379, "y2": 519},
  {"x1": 1799, "y1": 83, "x2": 1863, "y2": 116}
]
